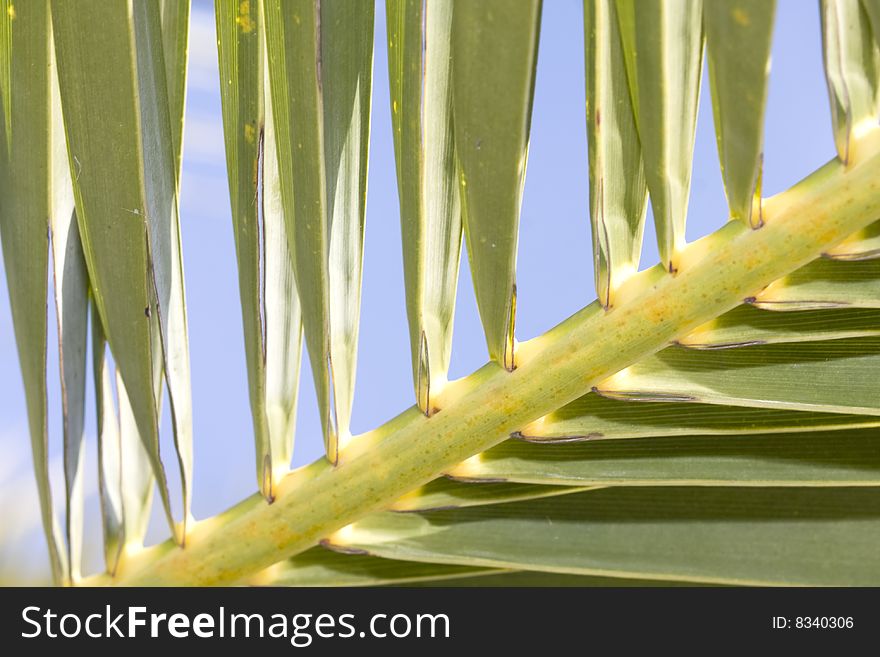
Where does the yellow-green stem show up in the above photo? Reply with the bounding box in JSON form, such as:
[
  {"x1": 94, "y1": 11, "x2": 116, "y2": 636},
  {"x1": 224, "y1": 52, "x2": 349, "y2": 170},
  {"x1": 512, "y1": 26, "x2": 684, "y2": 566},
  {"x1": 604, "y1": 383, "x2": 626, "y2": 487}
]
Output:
[{"x1": 110, "y1": 132, "x2": 880, "y2": 586}]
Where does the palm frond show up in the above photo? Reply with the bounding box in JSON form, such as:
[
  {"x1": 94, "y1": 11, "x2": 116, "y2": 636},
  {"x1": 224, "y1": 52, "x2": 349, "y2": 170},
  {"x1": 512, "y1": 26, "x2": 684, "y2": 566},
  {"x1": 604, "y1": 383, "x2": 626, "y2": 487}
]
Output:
[{"x1": 3, "y1": 0, "x2": 880, "y2": 588}]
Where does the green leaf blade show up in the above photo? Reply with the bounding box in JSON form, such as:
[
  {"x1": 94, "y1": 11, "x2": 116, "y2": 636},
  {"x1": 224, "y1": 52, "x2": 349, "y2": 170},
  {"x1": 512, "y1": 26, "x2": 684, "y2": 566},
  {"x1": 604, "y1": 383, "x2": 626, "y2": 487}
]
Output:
[
  {"x1": 52, "y1": 0, "x2": 192, "y2": 541},
  {"x1": 92, "y1": 307, "x2": 155, "y2": 575},
  {"x1": 215, "y1": 0, "x2": 272, "y2": 494},
  {"x1": 452, "y1": 0, "x2": 542, "y2": 368},
  {"x1": 49, "y1": 175, "x2": 88, "y2": 582},
  {"x1": 584, "y1": 0, "x2": 648, "y2": 308},
  {"x1": 133, "y1": 0, "x2": 194, "y2": 539},
  {"x1": 389, "y1": 477, "x2": 590, "y2": 512},
  {"x1": 825, "y1": 219, "x2": 880, "y2": 260},
  {"x1": 518, "y1": 392, "x2": 880, "y2": 442},
  {"x1": 820, "y1": 0, "x2": 880, "y2": 164},
  {"x1": 679, "y1": 304, "x2": 880, "y2": 348},
  {"x1": 216, "y1": 0, "x2": 304, "y2": 497},
  {"x1": 264, "y1": 0, "x2": 374, "y2": 461},
  {"x1": 0, "y1": 0, "x2": 66, "y2": 584},
  {"x1": 751, "y1": 257, "x2": 880, "y2": 310},
  {"x1": 334, "y1": 487, "x2": 880, "y2": 585},
  {"x1": 262, "y1": 37, "x2": 304, "y2": 493},
  {"x1": 597, "y1": 337, "x2": 880, "y2": 415},
  {"x1": 616, "y1": 0, "x2": 705, "y2": 270},
  {"x1": 451, "y1": 428, "x2": 880, "y2": 487},
  {"x1": 92, "y1": 306, "x2": 123, "y2": 574},
  {"x1": 387, "y1": 0, "x2": 462, "y2": 412},
  {"x1": 408, "y1": 570, "x2": 700, "y2": 587},
  {"x1": 159, "y1": 0, "x2": 190, "y2": 183},
  {"x1": 257, "y1": 547, "x2": 495, "y2": 587},
  {"x1": 704, "y1": 0, "x2": 775, "y2": 226},
  {"x1": 115, "y1": 368, "x2": 157, "y2": 554}
]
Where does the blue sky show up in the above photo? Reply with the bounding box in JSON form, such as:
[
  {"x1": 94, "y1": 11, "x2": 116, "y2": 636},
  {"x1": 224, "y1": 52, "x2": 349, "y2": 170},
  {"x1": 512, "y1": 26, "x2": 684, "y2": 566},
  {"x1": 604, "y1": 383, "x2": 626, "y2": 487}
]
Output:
[{"x1": 0, "y1": 0, "x2": 837, "y2": 582}]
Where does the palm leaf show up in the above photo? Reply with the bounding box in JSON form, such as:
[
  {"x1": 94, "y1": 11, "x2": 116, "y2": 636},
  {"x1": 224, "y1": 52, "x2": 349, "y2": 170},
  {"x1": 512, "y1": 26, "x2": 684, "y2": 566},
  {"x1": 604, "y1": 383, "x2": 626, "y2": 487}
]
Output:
[
  {"x1": 751, "y1": 257, "x2": 880, "y2": 309},
  {"x1": 114, "y1": 368, "x2": 157, "y2": 554},
  {"x1": 52, "y1": 0, "x2": 193, "y2": 541},
  {"x1": 255, "y1": 547, "x2": 494, "y2": 587},
  {"x1": 92, "y1": 305, "x2": 122, "y2": 574},
  {"x1": 452, "y1": 0, "x2": 542, "y2": 368},
  {"x1": 216, "y1": 0, "x2": 303, "y2": 498},
  {"x1": 214, "y1": 0, "x2": 267, "y2": 492},
  {"x1": 408, "y1": 570, "x2": 703, "y2": 587},
  {"x1": 864, "y1": 0, "x2": 880, "y2": 39},
  {"x1": 820, "y1": 0, "x2": 880, "y2": 164},
  {"x1": 328, "y1": 487, "x2": 880, "y2": 585},
  {"x1": 704, "y1": 0, "x2": 775, "y2": 226},
  {"x1": 448, "y1": 428, "x2": 880, "y2": 487},
  {"x1": 263, "y1": 0, "x2": 374, "y2": 462},
  {"x1": 825, "y1": 219, "x2": 880, "y2": 260},
  {"x1": 387, "y1": 0, "x2": 462, "y2": 412},
  {"x1": 584, "y1": 0, "x2": 648, "y2": 308},
  {"x1": 615, "y1": 0, "x2": 705, "y2": 271},
  {"x1": 596, "y1": 337, "x2": 880, "y2": 414},
  {"x1": 48, "y1": 156, "x2": 88, "y2": 581},
  {"x1": 0, "y1": 0, "x2": 66, "y2": 584},
  {"x1": 261, "y1": 52, "x2": 304, "y2": 498},
  {"x1": 259, "y1": 549, "x2": 698, "y2": 587},
  {"x1": 134, "y1": 0, "x2": 195, "y2": 539},
  {"x1": 388, "y1": 478, "x2": 590, "y2": 512},
  {"x1": 513, "y1": 393, "x2": 879, "y2": 443},
  {"x1": 679, "y1": 304, "x2": 880, "y2": 347},
  {"x1": 160, "y1": 0, "x2": 189, "y2": 182}
]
